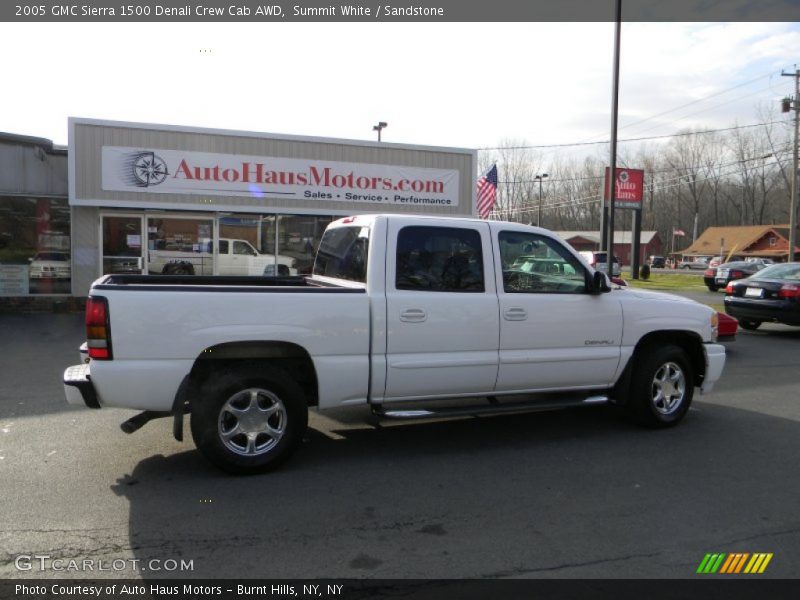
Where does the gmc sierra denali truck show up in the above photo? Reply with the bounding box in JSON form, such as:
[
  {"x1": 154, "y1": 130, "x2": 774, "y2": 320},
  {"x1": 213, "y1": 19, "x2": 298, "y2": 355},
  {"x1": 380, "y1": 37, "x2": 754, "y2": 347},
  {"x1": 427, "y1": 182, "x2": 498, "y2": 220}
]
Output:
[{"x1": 64, "y1": 215, "x2": 726, "y2": 474}]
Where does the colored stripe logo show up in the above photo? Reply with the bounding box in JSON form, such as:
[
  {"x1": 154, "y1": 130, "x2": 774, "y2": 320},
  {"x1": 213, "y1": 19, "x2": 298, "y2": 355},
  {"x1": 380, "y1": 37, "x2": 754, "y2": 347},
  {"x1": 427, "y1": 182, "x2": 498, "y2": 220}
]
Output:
[{"x1": 697, "y1": 553, "x2": 773, "y2": 574}]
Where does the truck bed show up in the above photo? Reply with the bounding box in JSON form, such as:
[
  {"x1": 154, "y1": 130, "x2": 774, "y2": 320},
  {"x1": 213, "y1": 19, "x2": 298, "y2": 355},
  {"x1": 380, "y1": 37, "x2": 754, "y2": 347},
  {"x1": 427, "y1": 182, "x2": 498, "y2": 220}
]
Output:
[{"x1": 94, "y1": 274, "x2": 358, "y2": 292}]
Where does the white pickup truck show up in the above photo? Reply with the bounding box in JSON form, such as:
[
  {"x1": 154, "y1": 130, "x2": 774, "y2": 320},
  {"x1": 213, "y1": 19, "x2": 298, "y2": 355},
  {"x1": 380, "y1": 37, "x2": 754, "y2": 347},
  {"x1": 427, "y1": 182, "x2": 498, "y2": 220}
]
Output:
[
  {"x1": 64, "y1": 214, "x2": 726, "y2": 474},
  {"x1": 149, "y1": 237, "x2": 297, "y2": 276}
]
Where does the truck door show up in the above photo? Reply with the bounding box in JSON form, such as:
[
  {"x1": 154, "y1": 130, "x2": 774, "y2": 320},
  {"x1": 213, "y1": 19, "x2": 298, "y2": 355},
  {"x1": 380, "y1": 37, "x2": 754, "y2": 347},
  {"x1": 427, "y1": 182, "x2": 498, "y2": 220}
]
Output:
[
  {"x1": 383, "y1": 221, "x2": 500, "y2": 401},
  {"x1": 492, "y1": 226, "x2": 622, "y2": 392}
]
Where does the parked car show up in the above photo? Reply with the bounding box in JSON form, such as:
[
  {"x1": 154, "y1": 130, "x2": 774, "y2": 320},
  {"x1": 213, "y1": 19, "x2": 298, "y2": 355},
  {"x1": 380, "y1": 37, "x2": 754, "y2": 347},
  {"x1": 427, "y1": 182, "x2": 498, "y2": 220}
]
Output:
[
  {"x1": 703, "y1": 261, "x2": 766, "y2": 292},
  {"x1": 149, "y1": 238, "x2": 296, "y2": 276},
  {"x1": 744, "y1": 257, "x2": 775, "y2": 266},
  {"x1": 649, "y1": 255, "x2": 666, "y2": 268},
  {"x1": 716, "y1": 312, "x2": 738, "y2": 340},
  {"x1": 709, "y1": 255, "x2": 743, "y2": 268},
  {"x1": 723, "y1": 262, "x2": 800, "y2": 330},
  {"x1": 579, "y1": 251, "x2": 621, "y2": 276},
  {"x1": 28, "y1": 251, "x2": 71, "y2": 279},
  {"x1": 679, "y1": 256, "x2": 709, "y2": 270}
]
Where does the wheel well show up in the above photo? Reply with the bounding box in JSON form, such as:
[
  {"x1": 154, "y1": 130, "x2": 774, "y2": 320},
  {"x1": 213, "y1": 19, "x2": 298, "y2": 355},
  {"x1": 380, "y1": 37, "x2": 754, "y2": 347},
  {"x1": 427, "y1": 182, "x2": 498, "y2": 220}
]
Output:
[
  {"x1": 188, "y1": 341, "x2": 319, "y2": 406},
  {"x1": 632, "y1": 331, "x2": 706, "y2": 387}
]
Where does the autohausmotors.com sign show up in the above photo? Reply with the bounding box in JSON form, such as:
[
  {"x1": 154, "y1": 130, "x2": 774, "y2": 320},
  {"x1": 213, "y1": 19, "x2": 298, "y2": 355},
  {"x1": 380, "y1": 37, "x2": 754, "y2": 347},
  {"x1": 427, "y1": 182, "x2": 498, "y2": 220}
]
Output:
[{"x1": 101, "y1": 147, "x2": 460, "y2": 207}]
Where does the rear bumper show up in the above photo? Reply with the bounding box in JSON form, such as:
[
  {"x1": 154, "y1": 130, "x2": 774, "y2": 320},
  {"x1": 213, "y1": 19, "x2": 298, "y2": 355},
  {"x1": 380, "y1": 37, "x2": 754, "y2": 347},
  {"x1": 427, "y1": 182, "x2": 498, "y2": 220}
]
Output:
[
  {"x1": 64, "y1": 364, "x2": 101, "y2": 409},
  {"x1": 724, "y1": 298, "x2": 800, "y2": 325},
  {"x1": 701, "y1": 343, "x2": 726, "y2": 394}
]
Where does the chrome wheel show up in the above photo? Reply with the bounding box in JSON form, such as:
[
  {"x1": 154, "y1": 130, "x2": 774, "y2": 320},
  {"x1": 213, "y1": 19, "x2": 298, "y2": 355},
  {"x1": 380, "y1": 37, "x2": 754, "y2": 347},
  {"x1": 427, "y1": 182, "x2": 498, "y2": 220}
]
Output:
[
  {"x1": 217, "y1": 388, "x2": 287, "y2": 456},
  {"x1": 651, "y1": 362, "x2": 686, "y2": 415}
]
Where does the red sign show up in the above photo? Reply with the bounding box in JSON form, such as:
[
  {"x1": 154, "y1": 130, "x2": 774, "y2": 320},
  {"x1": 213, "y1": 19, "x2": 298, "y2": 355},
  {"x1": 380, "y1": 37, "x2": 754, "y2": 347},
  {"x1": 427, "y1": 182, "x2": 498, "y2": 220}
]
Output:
[{"x1": 604, "y1": 167, "x2": 644, "y2": 210}]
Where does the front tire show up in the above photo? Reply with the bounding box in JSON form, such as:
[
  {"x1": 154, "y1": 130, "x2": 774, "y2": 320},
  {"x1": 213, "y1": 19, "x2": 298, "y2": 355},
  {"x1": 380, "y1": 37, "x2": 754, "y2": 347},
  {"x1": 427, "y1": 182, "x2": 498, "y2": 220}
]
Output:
[
  {"x1": 627, "y1": 345, "x2": 694, "y2": 428},
  {"x1": 190, "y1": 364, "x2": 308, "y2": 474},
  {"x1": 738, "y1": 319, "x2": 761, "y2": 331}
]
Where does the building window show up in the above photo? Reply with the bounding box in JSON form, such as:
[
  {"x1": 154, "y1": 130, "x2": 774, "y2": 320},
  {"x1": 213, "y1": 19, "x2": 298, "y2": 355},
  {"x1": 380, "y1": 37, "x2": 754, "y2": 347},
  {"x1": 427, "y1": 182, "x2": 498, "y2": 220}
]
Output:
[
  {"x1": 769, "y1": 236, "x2": 777, "y2": 247},
  {"x1": 0, "y1": 197, "x2": 71, "y2": 295}
]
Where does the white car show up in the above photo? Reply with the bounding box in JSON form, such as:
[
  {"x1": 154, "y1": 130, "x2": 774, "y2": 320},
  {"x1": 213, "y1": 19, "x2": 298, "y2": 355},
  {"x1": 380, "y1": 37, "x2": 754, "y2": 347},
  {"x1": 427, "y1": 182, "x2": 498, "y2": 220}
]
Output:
[{"x1": 29, "y1": 251, "x2": 71, "y2": 279}]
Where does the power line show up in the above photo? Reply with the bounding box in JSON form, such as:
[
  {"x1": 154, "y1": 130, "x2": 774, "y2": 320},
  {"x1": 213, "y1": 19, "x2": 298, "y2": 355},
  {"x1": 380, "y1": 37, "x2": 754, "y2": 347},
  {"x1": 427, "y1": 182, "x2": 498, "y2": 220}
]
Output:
[
  {"x1": 497, "y1": 142, "x2": 791, "y2": 184},
  {"x1": 480, "y1": 120, "x2": 786, "y2": 151},
  {"x1": 491, "y1": 157, "x2": 785, "y2": 218}
]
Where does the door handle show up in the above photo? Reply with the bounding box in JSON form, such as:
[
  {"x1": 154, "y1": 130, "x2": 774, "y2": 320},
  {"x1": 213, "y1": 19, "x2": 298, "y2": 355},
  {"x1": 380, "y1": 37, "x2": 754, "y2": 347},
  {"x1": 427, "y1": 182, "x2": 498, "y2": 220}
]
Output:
[
  {"x1": 504, "y1": 307, "x2": 528, "y2": 321},
  {"x1": 400, "y1": 308, "x2": 427, "y2": 323}
]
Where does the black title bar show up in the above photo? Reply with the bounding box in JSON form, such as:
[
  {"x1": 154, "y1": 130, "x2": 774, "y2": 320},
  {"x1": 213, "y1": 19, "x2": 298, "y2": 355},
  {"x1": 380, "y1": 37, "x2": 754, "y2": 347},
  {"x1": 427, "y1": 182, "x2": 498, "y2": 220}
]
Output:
[{"x1": 3, "y1": 0, "x2": 800, "y2": 22}]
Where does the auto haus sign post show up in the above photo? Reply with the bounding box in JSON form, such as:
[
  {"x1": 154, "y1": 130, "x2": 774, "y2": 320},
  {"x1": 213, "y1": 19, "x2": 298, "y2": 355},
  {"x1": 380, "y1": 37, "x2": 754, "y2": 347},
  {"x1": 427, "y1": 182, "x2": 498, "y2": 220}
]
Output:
[
  {"x1": 101, "y1": 147, "x2": 460, "y2": 209},
  {"x1": 603, "y1": 167, "x2": 645, "y2": 278}
]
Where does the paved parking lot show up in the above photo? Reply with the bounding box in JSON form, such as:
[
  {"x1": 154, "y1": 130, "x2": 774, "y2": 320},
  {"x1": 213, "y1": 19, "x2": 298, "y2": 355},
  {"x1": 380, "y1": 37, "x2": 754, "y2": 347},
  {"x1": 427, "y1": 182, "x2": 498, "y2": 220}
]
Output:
[{"x1": 1, "y1": 307, "x2": 799, "y2": 580}]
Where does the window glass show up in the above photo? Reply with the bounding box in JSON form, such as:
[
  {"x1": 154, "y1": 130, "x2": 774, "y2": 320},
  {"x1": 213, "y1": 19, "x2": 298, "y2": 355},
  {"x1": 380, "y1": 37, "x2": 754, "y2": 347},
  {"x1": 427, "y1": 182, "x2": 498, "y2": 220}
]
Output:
[
  {"x1": 146, "y1": 217, "x2": 213, "y2": 276},
  {"x1": 0, "y1": 197, "x2": 71, "y2": 295},
  {"x1": 233, "y1": 241, "x2": 253, "y2": 255},
  {"x1": 277, "y1": 215, "x2": 335, "y2": 275},
  {"x1": 396, "y1": 226, "x2": 484, "y2": 292},
  {"x1": 313, "y1": 226, "x2": 369, "y2": 283},
  {"x1": 218, "y1": 240, "x2": 229, "y2": 254},
  {"x1": 499, "y1": 231, "x2": 586, "y2": 294}
]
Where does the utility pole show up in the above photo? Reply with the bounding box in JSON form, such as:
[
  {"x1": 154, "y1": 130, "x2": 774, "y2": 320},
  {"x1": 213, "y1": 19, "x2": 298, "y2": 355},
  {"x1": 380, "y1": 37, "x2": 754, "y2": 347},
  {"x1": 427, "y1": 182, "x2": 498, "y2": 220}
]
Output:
[
  {"x1": 535, "y1": 173, "x2": 549, "y2": 227},
  {"x1": 782, "y1": 69, "x2": 799, "y2": 261},
  {"x1": 606, "y1": 0, "x2": 622, "y2": 278}
]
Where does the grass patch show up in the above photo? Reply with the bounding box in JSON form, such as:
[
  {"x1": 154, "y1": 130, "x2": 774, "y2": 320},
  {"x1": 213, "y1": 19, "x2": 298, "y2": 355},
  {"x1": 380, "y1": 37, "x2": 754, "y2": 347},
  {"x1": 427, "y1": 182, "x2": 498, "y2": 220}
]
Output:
[{"x1": 626, "y1": 272, "x2": 707, "y2": 292}]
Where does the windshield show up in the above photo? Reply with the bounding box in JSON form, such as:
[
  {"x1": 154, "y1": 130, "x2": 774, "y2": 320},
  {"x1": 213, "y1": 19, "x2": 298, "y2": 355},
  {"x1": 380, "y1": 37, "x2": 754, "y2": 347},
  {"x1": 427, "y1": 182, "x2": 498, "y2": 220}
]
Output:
[{"x1": 754, "y1": 263, "x2": 800, "y2": 280}]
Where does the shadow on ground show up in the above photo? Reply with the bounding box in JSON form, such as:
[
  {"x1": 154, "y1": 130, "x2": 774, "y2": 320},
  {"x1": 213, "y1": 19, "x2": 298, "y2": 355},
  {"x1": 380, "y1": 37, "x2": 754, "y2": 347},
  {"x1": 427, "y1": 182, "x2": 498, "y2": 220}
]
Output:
[{"x1": 113, "y1": 402, "x2": 800, "y2": 579}]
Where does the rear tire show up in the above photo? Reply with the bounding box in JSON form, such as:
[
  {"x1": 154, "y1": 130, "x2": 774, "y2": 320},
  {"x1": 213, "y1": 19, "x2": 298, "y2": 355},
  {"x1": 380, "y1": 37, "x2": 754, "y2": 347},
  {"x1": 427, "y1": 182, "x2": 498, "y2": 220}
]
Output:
[
  {"x1": 738, "y1": 319, "x2": 761, "y2": 331},
  {"x1": 190, "y1": 364, "x2": 308, "y2": 474},
  {"x1": 707, "y1": 284, "x2": 718, "y2": 292},
  {"x1": 627, "y1": 345, "x2": 694, "y2": 428}
]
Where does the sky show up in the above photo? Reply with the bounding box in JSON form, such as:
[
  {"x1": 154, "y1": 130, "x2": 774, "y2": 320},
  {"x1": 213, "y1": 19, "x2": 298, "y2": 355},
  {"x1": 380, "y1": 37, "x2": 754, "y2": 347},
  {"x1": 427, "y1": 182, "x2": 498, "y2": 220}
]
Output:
[{"x1": 1, "y1": 21, "x2": 798, "y2": 161}]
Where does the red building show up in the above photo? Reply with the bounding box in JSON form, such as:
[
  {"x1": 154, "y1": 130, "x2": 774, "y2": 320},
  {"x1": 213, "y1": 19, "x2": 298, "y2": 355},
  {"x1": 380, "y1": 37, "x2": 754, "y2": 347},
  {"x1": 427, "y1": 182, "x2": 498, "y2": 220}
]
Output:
[{"x1": 554, "y1": 231, "x2": 663, "y2": 266}]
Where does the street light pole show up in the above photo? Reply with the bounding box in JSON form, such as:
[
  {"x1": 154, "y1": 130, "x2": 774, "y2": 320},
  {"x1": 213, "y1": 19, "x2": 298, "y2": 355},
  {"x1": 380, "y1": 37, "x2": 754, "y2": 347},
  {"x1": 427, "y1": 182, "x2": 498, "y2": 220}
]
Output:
[
  {"x1": 372, "y1": 121, "x2": 388, "y2": 142},
  {"x1": 535, "y1": 173, "x2": 549, "y2": 227}
]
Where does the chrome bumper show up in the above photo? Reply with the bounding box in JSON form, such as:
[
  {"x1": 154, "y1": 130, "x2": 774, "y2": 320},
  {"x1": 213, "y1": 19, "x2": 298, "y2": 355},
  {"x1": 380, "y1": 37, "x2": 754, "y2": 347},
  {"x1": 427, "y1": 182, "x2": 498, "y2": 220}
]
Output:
[
  {"x1": 701, "y1": 343, "x2": 726, "y2": 394},
  {"x1": 64, "y1": 363, "x2": 101, "y2": 409}
]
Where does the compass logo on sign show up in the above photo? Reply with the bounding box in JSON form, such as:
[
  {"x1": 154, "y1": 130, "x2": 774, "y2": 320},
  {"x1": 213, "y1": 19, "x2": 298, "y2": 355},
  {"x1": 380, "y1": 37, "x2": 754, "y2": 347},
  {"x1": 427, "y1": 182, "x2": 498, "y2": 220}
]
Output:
[
  {"x1": 618, "y1": 170, "x2": 630, "y2": 183},
  {"x1": 123, "y1": 151, "x2": 169, "y2": 187}
]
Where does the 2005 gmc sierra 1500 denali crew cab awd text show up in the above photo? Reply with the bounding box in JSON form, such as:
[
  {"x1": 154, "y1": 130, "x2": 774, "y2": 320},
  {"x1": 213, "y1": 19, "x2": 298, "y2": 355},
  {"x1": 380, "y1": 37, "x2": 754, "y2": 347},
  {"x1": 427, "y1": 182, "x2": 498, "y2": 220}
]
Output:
[{"x1": 64, "y1": 214, "x2": 726, "y2": 474}]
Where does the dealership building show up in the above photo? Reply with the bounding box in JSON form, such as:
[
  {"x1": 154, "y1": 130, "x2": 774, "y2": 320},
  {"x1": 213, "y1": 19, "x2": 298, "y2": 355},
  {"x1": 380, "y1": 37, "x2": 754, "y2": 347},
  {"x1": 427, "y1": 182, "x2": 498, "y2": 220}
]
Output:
[{"x1": 0, "y1": 119, "x2": 477, "y2": 309}]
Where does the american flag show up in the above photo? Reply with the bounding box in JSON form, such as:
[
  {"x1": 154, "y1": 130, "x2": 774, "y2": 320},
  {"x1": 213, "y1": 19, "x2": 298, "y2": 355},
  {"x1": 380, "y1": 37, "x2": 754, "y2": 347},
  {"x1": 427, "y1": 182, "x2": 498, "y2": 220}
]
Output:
[
  {"x1": 673, "y1": 228, "x2": 686, "y2": 237},
  {"x1": 476, "y1": 165, "x2": 498, "y2": 219}
]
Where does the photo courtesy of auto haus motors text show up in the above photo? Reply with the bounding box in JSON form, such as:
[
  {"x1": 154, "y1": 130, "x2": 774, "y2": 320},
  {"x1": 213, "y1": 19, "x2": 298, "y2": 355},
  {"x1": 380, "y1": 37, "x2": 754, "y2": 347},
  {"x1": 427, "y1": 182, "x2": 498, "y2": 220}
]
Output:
[{"x1": 14, "y1": 583, "x2": 345, "y2": 598}]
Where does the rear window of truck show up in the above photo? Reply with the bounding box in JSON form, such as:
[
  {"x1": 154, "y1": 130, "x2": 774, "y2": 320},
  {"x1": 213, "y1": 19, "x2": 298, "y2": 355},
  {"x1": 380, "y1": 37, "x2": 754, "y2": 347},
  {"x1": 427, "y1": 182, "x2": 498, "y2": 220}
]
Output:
[{"x1": 313, "y1": 226, "x2": 369, "y2": 283}]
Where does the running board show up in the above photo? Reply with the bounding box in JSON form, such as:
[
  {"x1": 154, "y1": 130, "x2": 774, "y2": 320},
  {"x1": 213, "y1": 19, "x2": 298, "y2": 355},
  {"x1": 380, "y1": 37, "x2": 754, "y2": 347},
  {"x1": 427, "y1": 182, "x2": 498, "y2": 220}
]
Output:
[{"x1": 372, "y1": 395, "x2": 609, "y2": 420}]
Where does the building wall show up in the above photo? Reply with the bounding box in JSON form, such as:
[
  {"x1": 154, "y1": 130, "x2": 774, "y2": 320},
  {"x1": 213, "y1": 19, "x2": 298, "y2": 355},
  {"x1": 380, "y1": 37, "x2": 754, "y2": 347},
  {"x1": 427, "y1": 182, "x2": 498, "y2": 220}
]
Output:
[
  {"x1": 0, "y1": 138, "x2": 67, "y2": 197},
  {"x1": 72, "y1": 206, "x2": 99, "y2": 296}
]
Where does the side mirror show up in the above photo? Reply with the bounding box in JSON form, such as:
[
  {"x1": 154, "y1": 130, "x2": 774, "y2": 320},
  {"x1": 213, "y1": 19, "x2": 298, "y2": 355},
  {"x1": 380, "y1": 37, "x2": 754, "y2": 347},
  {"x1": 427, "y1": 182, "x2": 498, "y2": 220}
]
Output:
[{"x1": 590, "y1": 270, "x2": 612, "y2": 294}]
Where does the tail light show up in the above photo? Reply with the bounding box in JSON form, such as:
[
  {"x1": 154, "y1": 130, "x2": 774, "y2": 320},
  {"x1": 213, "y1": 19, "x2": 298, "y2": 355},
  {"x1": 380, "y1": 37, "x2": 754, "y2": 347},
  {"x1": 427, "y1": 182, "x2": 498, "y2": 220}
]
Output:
[
  {"x1": 704, "y1": 268, "x2": 714, "y2": 277},
  {"x1": 730, "y1": 270, "x2": 744, "y2": 279},
  {"x1": 86, "y1": 296, "x2": 113, "y2": 360},
  {"x1": 778, "y1": 284, "x2": 800, "y2": 299},
  {"x1": 725, "y1": 282, "x2": 735, "y2": 294}
]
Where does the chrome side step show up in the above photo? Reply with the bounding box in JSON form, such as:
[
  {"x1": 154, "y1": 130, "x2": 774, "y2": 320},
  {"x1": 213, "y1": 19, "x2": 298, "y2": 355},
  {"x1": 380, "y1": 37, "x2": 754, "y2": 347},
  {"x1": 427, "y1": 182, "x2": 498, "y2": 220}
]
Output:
[{"x1": 373, "y1": 395, "x2": 609, "y2": 420}]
